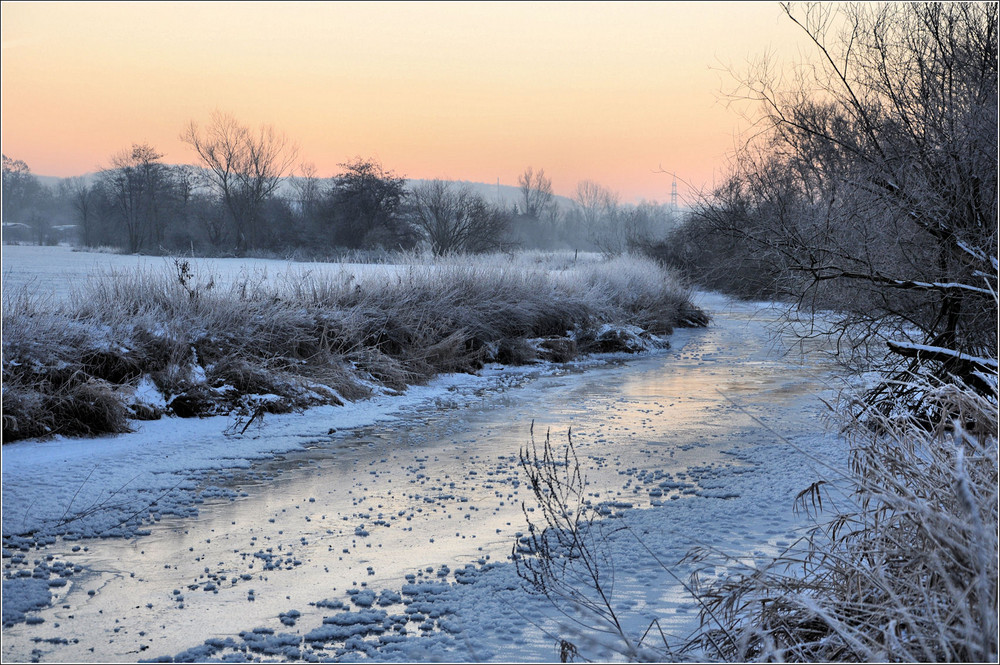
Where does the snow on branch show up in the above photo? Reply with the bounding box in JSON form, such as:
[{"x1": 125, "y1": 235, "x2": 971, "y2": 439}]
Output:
[
  {"x1": 955, "y1": 239, "x2": 991, "y2": 264},
  {"x1": 889, "y1": 280, "x2": 995, "y2": 296},
  {"x1": 795, "y1": 265, "x2": 995, "y2": 296},
  {"x1": 886, "y1": 340, "x2": 999, "y2": 374}
]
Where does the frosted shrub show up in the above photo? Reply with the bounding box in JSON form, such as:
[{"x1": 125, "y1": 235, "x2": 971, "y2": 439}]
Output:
[
  {"x1": 563, "y1": 253, "x2": 704, "y2": 332},
  {"x1": 685, "y1": 376, "x2": 998, "y2": 662}
]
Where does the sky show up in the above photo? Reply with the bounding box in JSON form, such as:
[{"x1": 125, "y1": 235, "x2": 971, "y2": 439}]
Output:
[{"x1": 1, "y1": 2, "x2": 815, "y2": 204}]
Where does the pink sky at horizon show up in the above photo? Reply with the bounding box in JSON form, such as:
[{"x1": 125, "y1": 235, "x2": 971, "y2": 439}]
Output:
[{"x1": 2, "y1": 2, "x2": 814, "y2": 204}]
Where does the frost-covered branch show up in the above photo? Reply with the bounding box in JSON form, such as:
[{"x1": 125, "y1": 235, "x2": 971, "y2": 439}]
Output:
[{"x1": 886, "y1": 340, "x2": 999, "y2": 374}]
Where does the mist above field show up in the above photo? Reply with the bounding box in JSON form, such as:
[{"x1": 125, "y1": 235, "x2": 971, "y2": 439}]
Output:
[
  {"x1": 33, "y1": 171, "x2": 581, "y2": 212},
  {"x1": 3, "y1": 146, "x2": 682, "y2": 257}
]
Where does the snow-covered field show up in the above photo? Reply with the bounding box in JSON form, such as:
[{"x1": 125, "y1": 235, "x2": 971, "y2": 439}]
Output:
[
  {"x1": 2, "y1": 247, "x2": 849, "y2": 662},
  {"x1": 0, "y1": 245, "x2": 414, "y2": 303},
  {"x1": 0, "y1": 245, "x2": 604, "y2": 304}
]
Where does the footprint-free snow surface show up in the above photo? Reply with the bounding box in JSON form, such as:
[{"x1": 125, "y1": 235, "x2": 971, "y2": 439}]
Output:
[{"x1": 2, "y1": 293, "x2": 848, "y2": 662}]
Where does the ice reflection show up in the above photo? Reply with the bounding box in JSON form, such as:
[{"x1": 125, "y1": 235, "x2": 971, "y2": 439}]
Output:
[{"x1": 2, "y1": 295, "x2": 841, "y2": 662}]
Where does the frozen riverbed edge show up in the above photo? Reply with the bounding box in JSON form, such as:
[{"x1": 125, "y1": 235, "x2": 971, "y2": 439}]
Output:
[
  {"x1": 1, "y1": 340, "x2": 686, "y2": 635},
  {"x1": 3, "y1": 293, "x2": 849, "y2": 662},
  {"x1": 3, "y1": 349, "x2": 656, "y2": 542},
  {"x1": 144, "y1": 387, "x2": 845, "y2": 663}
]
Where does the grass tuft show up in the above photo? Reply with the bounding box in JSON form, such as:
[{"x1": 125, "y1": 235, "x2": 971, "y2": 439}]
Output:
[
  {"x1": 685, "y1": 375, "x2": 998, "y2": 662},
  {"x1": 2, "y1": 252, "x2": 705, "y2": 442}
]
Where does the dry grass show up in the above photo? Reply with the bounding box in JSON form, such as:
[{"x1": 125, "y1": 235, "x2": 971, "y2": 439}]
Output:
[
  {"x1": 684, "y1": 376, "x2": 998, "y2": 662},
  {"x1": 562, "y1": 253, "x2": 691, "y2": 334},
  {"x1": 2, "y1": 376, "x2": 132, "y2": 440},
  {"x1": 510, "y1": 370, "x2": 997, "y2": 663},
  {"x1": 2, "y1": 253, "x2": 703, "y2": 442}
]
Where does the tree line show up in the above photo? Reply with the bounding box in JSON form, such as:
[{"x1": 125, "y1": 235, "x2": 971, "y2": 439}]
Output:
[{"x1": 2, "y1": 112, "x2": 677, "y2": 257}]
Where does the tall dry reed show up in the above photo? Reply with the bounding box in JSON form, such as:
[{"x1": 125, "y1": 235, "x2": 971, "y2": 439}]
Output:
[{"x1": 684, "y1": 376, "x2": 998, "y2": 662}]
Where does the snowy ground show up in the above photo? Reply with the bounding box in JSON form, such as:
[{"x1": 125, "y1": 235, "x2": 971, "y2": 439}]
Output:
[
  {"x1": 0, "y1": 245, "x2": 605, "y2": 303},
  {"x1": 1, "y1": 282, "x2": 852, "y2": 663},
  {"x1": 2, "y1": 246, "x2": 849, "y2": 662},
  {"x1": 0, "y1": 245, "x2": 415, "y2": 303}
]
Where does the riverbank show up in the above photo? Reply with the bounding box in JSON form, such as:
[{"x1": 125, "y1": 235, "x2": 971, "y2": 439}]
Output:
[
  {"x1": 2, "y1": 293, "x2": 851, "y2": 662},
  {"x1": 2, "y1": 248, "x2": 706, "y2": 443}
]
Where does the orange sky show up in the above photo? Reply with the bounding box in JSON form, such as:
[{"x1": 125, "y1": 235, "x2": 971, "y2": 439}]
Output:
[{"x1": 2, "y1": 2, "x2": 813, "y2": 203}]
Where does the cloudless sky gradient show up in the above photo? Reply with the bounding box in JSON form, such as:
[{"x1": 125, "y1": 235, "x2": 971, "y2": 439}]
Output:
[{"x1": 2, "y1": 2, "x2": 814, "y2": 203}]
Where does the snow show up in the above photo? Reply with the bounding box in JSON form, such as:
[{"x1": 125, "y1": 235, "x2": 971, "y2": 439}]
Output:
[
  {"x1": 2, "y1": 253, "x2": 850, "y2": 662},
  {"x1": 132, "y1": 375, "x2": 168, "y2": 409},
  {"x1": 891, "y1": 278, "x2": 994, "y2": 295},
  {"x1": 0, "y1": 245, "x2": 608, "y2": 303},
  {"x1": 886, "y1": 339, "x2": 998, "y2": 369},
  {"x1": 1, "y1": 578, "x2": 53, "y2": 627},
  {"x1": 120, "y1": 410, "x2": 842, "y2": 663},
  {"x1": 0, "y1": 244, "x2": 415, "y2": 303},
  {"x1": 2, "y1": 367, "x2": 537, "y2": 540}
]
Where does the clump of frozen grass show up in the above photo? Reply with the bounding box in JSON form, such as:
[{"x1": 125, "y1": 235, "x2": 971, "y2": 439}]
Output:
[
  {"x1": 684, "y1": 375, "x2": 998, "y2": 662},
  {"x1": 2, "y1": 284, "x2": 137, "y2": 439},
  {"x1": 513, "y1": 372, "x2": 997, "y2": 663},
  {"x1": 2, "y1": 253, "x2": 704, "y2": 442},
  {"x1": 562, "y1": 253, "x2": 707, "y2": 333}
]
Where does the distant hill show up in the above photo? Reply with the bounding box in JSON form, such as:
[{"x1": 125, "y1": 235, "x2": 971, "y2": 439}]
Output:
[
  {"x1": 410, "y1": 179, "x2": 578, "y2": 212},
  {"x1": 35, "y1": 173, "x2": 94, "y2": 189}
]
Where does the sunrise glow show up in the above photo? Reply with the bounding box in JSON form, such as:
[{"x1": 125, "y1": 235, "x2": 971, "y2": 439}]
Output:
[{"x1": 2, "y1": 1, "x2": 811, "y2": 202}]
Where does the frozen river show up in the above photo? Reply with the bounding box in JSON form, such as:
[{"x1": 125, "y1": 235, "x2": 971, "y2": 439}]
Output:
[{"x1": 1, "y1": 292, "x2": 848, "y2": 662}]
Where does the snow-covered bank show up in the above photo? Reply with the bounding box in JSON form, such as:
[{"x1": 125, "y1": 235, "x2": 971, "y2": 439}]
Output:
[
  {"x1": 0, "y1": 245, "x2": 609, "y2": 305},
  {"x1": 0, "y1": 245, "x2": 417, "y2": 302},
  {"x1": 3, "y1": 247, "x2": 703, "y2": 442},
  {"x1": 2, "y1": 292, "x2": 853, "y2": 662},
  {"x1": 2, "y1": 367, "x2": 537, "y2": 541}
]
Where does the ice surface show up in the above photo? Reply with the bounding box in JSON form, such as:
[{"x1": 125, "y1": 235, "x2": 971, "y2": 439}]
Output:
[{"x1": 2, "y1": 282, "x2": 850, "y2": 662}]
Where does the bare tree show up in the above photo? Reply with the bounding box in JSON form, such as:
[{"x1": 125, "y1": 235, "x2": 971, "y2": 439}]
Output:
[
  {"x1": 575, "y1": 180, "x2": 623, "y2": 254},
  {"x1": 292, "y1": 162, "x2": 323, "y2": 216},
  {"x1": 63, "y1": 177, "x2": 94, "y2": 247},
  {"x1": 169, "y1": 164, "x2": 199, "y2": 210},
  {"x1": 518, "y1": 166, "x2": 555, "y2": 220},
  {"x1": 181, "y1": 111, "x2": 297, "y2": 253},
  {"x1": 2, "y1": 155, "x2": 41, "y2": 226},
  {"x1": 195, "y1": 194, "x2": 230, "y2": 250},
  {"x1": 98, "y1": 143, "x2": 168, "y2": 253},
  {"x1": 288, "y1": 162, "x2": 326, "y2": 247},
  {"x1": 410, "y1": 180, "x2": 510, "y2": 255},
  {"x1": 618, "y1": 201, "x2": 672, "y2": 252},
  {"x1": 693, "y1": 2, "x2": 997, "y2": 408}
]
